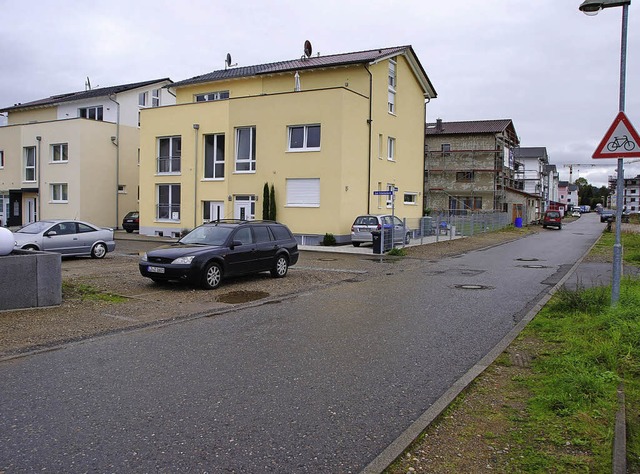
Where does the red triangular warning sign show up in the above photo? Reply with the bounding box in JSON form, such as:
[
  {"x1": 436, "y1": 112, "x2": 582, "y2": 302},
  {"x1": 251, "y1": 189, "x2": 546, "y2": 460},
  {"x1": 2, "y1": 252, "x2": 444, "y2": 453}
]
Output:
[{"x1": 593, "y1": 111, "x2": 640, "y2": 159}]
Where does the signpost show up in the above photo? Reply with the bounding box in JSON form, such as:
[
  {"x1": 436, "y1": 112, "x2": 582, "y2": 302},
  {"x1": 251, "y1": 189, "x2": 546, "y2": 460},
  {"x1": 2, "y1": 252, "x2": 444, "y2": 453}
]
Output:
[{"x1": 373, "y1": 188, "x2": 398, "y2": 249}]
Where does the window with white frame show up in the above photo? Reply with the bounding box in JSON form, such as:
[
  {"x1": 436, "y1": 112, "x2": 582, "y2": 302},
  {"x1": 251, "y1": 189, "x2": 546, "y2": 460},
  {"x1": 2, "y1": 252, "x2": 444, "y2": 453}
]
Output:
[
  {"x1": 24, "y1": 146, "x2": 36, "y2": 182},
  {"x1": 404, "y1": 192, "x2": 417, "y2": 205},
  {"x1": 157, "y1": 184, "x2": 181, "y2": 220},
  {"x1": 152, "y1": 89, "x2": 160, "y2": 107},
  {"x1": 388, "y1": 58, "x2": 397, "y2": 114},
  {"x1": 204, "y1": 134, "x2": 225, "y2": 179},
  {"x1": 50, "y1": 183, "x2": 68, "y2": 202},
  {"x1": 286, "y1": 178, "x2": 320, "y2": 207},
  {"x1": 78, "y1": 106, "x2": 103, "y2": 121},
  {"x1": 195, "y1": 91, "x2": 230, "y2": 102},
  {"x1": 138, "y1": 91, "x2": 148, "y2": 107},
  {"x1": 0, "y1": 150, "x2": 4, "y2": 168},
  {"x1": 51, "y1": 143, "x2": 68, "y2": 162},
  {"x1": 235, "y1": 127, "x2": 256, "y2": 172},
  {"x1": 288, "y1": 125, "x2": 321, "y2": 151},
  {"x1": 387, "y1": 137, "x2": 396, "y2": 161},
  {"x1": 386, "y1": 183, "x2": 395, "y2": 207},
  {"x1": 157, "y1": 136, "x2": 181, "y2": 174},
  {"x1": 378, "y1": 134, "x2": 383, "y2": 159}
]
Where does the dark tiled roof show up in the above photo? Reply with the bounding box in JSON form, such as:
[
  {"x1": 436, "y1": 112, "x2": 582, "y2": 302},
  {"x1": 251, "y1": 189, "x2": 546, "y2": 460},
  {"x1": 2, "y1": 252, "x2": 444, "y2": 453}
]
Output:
[
  {"x1": 425, "y1": 119, "x2": 514, "y2": 135},
  {"x1": 171, "y1": 45, "x2": 430, "y2": 89},
  {"x1": 1, "y1": 78, "x2": 172, "y2": 112},
  {"x1": 558, "y1": 181, "x2": 569, "y2": 187},
  {"x1": 513, "y1": 147, "x2": 548, "y2": 158}
]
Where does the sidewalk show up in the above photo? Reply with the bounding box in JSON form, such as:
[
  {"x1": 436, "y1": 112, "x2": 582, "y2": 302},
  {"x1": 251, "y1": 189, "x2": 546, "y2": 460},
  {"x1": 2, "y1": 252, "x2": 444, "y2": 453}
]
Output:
[{"x1": 114, "y1": 229, "x2": 464, "y2": 255}]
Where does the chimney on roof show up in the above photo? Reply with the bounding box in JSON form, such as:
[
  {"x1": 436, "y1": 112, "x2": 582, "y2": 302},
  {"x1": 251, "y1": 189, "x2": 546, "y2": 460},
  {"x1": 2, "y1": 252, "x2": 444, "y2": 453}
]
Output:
[{"x1": 436, "y1": 118, "x2": 443, "y2": 132}]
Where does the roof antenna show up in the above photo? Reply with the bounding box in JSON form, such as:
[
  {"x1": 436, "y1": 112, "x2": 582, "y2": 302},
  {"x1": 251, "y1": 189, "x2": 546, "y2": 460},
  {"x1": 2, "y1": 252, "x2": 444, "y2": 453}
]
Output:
[{"x1": 225, "y1": 53, "x2": 237, "y2": 70}]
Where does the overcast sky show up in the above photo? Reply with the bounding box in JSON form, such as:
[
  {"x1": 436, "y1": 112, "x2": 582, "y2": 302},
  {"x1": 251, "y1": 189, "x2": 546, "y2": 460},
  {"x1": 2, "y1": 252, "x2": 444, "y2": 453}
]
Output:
[{"x1": 1, "y1": 0, "x2": 639, "y2": 187}]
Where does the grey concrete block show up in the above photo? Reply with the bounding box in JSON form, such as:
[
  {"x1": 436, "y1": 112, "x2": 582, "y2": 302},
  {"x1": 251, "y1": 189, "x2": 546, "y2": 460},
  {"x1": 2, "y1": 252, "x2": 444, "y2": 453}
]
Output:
[{"x1": 0, "y1": 250, "x2": 62, "y2": 310}]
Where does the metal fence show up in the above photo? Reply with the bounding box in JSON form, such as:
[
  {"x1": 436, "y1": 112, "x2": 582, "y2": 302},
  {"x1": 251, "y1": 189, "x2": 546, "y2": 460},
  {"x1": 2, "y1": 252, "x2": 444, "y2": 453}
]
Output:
[{"x1": 404, "y1": 211, "x2": 512, "y2": 244}]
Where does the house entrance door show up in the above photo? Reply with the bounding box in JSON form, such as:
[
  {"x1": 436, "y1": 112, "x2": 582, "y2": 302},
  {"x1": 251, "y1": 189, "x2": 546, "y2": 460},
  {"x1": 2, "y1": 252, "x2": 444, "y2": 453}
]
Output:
[{"x1": 25, "y1": 198, "x2": 37, "y2": 224}]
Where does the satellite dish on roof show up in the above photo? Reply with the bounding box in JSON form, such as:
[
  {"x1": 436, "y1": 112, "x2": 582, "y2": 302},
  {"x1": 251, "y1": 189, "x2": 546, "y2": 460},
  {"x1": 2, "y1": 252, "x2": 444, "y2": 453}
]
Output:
[
  {"x1": 225, "y1": 52, "x2": 237, "y2": 69},
  {"x1": 304, "y1": 40, "x2": 312, "y2": 58}
]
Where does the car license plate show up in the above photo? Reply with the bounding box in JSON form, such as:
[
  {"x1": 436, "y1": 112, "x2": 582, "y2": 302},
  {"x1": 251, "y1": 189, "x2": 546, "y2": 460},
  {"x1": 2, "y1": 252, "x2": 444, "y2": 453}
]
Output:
[{"x1": 148, "y1": 266, "x2": 165, "y2": 274}]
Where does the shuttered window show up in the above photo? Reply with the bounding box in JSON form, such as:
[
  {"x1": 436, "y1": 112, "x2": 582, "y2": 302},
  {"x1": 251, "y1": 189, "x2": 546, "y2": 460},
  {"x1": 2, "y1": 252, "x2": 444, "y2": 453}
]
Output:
[{"x1": 286, "y1": 178, "x2": 320, "y2": 207}]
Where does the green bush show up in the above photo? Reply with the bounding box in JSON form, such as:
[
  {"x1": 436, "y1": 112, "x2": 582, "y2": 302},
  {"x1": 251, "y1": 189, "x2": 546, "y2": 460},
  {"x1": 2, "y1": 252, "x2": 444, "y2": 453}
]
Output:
[{"x1": 322, "y1": 233, "x2": 336, "y2": 246}]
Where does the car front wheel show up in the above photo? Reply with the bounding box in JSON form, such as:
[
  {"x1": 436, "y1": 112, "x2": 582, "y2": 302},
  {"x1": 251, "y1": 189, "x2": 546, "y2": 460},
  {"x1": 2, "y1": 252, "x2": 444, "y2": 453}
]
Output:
[
  {"x1": 271, "y1": 255, "x2": 288, "y2": 278},
  {"x1": 201, "y1": 262, "x2": 222, "y2": 289},
  {"x1": 91, "y1": 243, "x2": 107, "y2": 259},
  {"x1": 352, "y1": 242, "x2": 361, "y2": 247}
]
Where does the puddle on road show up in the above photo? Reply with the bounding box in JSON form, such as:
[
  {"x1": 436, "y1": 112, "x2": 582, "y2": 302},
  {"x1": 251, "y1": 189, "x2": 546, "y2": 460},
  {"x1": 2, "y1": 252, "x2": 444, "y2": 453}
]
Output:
[{"x1": 216, "y1": 290, "x2": 270, "y2": 304}]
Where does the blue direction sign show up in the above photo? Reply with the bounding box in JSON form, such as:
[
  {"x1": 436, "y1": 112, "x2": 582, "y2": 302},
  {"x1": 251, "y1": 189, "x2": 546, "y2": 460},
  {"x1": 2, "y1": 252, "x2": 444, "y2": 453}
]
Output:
[{"x1": 373, "y1": 190, "x2": 393, "y2": 195}]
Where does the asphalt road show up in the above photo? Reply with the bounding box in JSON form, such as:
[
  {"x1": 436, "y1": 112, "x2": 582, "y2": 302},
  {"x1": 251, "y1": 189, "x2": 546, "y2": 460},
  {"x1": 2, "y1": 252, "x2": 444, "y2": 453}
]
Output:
[{"x1": 0, "y1": 214, "x2": 605, "y2": 472}]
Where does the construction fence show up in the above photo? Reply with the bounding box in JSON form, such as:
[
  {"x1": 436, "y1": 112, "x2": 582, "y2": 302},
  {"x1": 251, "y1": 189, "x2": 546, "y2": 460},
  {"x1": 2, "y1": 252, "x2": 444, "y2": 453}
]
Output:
[{"x1": 403, "y1": 210, "x2": 513, "y2": 244}]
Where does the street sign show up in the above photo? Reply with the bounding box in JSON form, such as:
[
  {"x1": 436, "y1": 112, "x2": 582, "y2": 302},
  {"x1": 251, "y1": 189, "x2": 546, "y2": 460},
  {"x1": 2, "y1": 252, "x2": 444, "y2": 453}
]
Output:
[
  {"x1": 592, "y1": 111, "x2": 640, "y2": 159},
  {"x1": 373, "y1": 190, "x2": 393, "y2": 196}
]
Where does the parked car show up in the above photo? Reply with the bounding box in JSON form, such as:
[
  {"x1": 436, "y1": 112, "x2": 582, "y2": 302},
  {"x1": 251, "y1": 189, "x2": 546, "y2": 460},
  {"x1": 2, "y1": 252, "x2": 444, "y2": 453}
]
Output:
[
  {"x1": 542, "y1": 210, "x2": 562, "y2": 230},
  {"x1": 571, "y1": 210, "x2": 581, "y2": 218},
  {"x1": 350, "y1": 214, "x2": 411, "y2": 247},
  {"x1": 139, "y1": 220, "x2": 299, "y2": 289},
  {"x1": 600, "y1": 209, "x2": 615, "y2": 222},
  {"x1": 122, "y1": 211, "x2": 139, "y2": 233},
  {"x1": 13, "y1": 220, "x2": 115, "y2": 258}
]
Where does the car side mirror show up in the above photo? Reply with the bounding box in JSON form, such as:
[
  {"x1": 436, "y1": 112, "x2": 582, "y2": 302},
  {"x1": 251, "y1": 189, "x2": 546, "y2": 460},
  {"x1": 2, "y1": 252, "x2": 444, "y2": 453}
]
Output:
[
  {"x1": 45, "y1": 231, "x2": 57, "y2": 237},
  {"x1": 231, "y1": 240, "x2": 243, "y2": 249}
]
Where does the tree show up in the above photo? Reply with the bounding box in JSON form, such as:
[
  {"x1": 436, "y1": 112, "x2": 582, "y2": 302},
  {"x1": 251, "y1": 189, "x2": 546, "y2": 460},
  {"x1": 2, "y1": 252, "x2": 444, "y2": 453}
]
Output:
[
  {"x1": 262, "y1": 183, "x2": 270, "y2": 220},
  {"x1": 269, "y1": 184, "x2": 276, "y2": 221}
]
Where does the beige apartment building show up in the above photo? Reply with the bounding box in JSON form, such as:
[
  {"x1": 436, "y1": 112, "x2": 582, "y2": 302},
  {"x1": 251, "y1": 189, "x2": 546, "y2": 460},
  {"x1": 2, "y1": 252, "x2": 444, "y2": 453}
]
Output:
[{"x1": 0, "y1": 79, "x2": 174, "y2": 228}]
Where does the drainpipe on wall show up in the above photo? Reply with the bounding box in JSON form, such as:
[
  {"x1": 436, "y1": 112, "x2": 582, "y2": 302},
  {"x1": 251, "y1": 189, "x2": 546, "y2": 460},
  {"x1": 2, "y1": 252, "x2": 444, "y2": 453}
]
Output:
[
  {"x1": 108, "y1": 94, "x2": 120, "y2": 229},
  {"x1": 36, "y1": 135, "x2": 42, "y2": 221},
  {"x1": 423, "y1": 94, "x2": 431, "y2": 214},
  {"x1": 365, "y1": 65, "x2": 373, "y2": 214},
  {"x1": 193, "y1": 124, "x2": 200, "y2": 230}
]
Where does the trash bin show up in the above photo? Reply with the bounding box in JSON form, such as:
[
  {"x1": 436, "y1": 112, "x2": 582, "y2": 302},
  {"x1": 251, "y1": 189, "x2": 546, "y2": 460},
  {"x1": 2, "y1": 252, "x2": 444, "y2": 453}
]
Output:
[
  {"x1": 514, "y1": 217, "x2": 523, "y2": 228},
  {"x1": 371, "y1": 230, "x2": 382, "y2": 254}
]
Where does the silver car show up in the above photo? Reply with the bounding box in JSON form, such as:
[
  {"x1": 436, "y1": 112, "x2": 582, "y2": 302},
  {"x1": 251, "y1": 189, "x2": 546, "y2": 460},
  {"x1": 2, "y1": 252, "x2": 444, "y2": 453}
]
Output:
[
  {"x1": 13, "y1": 220, "x2": 116, "y2": 258},
  {"x1": 350, "y1": 214, "x2": 410, "y2": 247}
]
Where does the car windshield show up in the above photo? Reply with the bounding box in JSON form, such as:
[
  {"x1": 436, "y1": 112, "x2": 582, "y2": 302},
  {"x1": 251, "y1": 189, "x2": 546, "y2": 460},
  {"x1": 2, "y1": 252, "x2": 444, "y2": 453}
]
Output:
[
  {"x1": 179, "y1": 225, "x2": 233, "y2": 245},
  {"x1": 16, "y1": 221, "x2": 53, "y2": 234}
]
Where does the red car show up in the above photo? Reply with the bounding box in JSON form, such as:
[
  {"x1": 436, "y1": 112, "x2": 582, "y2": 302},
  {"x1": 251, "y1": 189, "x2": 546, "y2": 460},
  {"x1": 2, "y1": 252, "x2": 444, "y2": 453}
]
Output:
[{"x1": 542, "y1": 210, "x2": 562, "y2": 230}]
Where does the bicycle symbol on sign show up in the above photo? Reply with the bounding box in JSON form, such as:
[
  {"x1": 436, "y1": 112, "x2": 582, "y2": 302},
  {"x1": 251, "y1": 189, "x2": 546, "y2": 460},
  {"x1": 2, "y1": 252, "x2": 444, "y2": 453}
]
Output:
[{"x1": 607, "y1": 135, "x2": 636, "y2": 152}]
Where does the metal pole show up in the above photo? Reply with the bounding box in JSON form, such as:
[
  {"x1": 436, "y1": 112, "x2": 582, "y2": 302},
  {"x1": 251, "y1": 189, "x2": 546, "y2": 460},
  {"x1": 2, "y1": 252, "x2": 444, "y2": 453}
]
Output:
[{"x1": 611, "y1": 3, "x2": 628, "y2": 305}]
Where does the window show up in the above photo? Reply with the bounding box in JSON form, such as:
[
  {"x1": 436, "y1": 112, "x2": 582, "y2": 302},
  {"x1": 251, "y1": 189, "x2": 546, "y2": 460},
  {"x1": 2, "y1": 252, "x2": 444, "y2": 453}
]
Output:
[
  {"x1": 0, "y1": 150, "x2": 4, "y2": 168},
  {"x1": 157, "y1": 184, "x2": 181, "y2": 220},
  {"x1": 235, "y1": 127, "x2": 256, "y2": 172},
  {"x1": 456, "y1": 171, "x2": 474, "y2": 182},
  {"x1": 378, "y1": 134, "x2": 383, "y2": 159},
  {"x1": 51, "y1": 143, "x2": 68, "y2": 163},
  {"x1": 24, "y1": 146, "x2": 36, "y2": 182},
  {"x1": 386, "y1": 183, "x2": 396, "y2": 207},
  {"x1": 152, "y1": 89, "x2": 160, "y2": 107},
  {"x1": 50, "y1": 183, "x2": 68, "y2": 202},
  {"x1": 441, "y1": 144, "x2": 451, "y2": 156},
  {"x1": 118, "y1": 185, "x2": 126, "y2": 194},
  {"x1": 195, "y1": 91, "x2": 230, "y2": 102},
  {"x1": 388, "y1": 59, "x2": 396, "y2": 114},
  {"x1": 449, "y1": 196, "x2": 482, "y2": 213},
  {"x1": 286, "y1": 178, "x2": 319, "y2": 207},
  {"x1": 404, "y1": 193, "x2": 417, "y2": 205},
  {"x1": 78, "y1": 106, "x2": 103, "y2": 121},
  {"x1": 204, "y1": 134, "x2": 225, "y2": 179},
  {"x1": 157, "y1": 136, "x2": 181, "y2": 174},
  {"x1": 138, "y1": 92, "x2": 148, "y2": 107},
  {"x1": 387, "y1": 137, "x2": 396, "y2": 161},
  {"x1": 288, "y1": 125, "x2": 320, "y2": 151},
  {"x1": 203, "y1": 201, "x2": 224, "y2": 222}
]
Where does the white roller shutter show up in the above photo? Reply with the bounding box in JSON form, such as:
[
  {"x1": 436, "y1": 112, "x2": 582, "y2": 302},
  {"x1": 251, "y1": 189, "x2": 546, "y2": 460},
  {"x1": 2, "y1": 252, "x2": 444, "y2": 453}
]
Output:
[{"x1": 286, "y1": 178, "x2": 320, "y2": 207}]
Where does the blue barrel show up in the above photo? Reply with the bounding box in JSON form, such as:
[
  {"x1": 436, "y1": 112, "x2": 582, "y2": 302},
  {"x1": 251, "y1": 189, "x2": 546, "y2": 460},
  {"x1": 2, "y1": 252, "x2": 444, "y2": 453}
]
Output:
[{"x1": 514, "y1": 217, "x2": 523, "y2": 228}]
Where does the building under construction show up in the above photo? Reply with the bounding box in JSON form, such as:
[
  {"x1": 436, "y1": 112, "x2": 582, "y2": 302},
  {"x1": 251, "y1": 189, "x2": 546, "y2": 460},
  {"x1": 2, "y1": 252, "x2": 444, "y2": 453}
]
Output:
[{"x1": 424, "y1": 119, "x2": 541, "y2": 223}]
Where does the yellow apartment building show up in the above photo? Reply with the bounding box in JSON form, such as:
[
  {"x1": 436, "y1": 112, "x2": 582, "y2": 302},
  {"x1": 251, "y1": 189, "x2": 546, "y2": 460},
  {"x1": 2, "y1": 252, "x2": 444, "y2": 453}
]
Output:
[
  {"x1": 0, "y1": 79, "x2": 174, "y2": 228},
  {"x1": 140, "y1": 45, "x2": 436, "y2": 243}
]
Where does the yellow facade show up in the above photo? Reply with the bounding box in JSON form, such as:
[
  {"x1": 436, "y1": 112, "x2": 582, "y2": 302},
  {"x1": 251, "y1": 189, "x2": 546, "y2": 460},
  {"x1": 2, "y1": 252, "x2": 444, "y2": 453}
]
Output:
[{"x1": 140, "y1": 48, "x2": 435, "y2": 242}]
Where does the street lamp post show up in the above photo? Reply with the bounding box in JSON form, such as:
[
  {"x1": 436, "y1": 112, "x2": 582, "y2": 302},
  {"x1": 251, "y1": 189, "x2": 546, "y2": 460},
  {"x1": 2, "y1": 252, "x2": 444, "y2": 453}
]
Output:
[{"x1": 579, "y1": 0, "x2": 631, "y2": 305}]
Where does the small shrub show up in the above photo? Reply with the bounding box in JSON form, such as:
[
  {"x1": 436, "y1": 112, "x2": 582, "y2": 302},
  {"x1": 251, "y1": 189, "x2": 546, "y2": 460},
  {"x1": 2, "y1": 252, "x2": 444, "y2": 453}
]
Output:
[
  {"x1": 322, "y1": 233, "x2": 336, "y2": 246},
  {"x1": 387, "y1": 247, "x2": 407, "y2": 257}
]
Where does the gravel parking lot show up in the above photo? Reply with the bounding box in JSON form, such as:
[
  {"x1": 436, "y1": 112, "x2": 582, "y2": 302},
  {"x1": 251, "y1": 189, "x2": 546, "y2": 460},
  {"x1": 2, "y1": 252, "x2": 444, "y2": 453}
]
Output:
[{"x1": 0, "y1": 229, "x2": 532, "y2": 358}]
